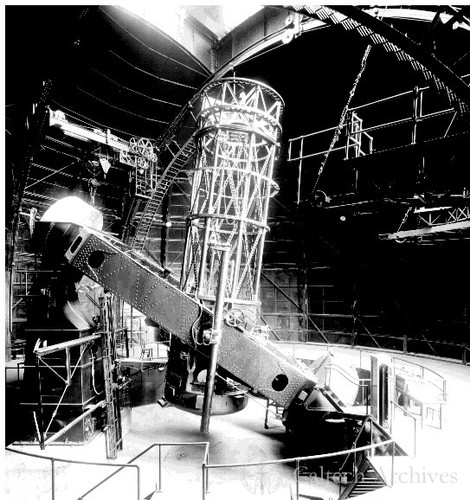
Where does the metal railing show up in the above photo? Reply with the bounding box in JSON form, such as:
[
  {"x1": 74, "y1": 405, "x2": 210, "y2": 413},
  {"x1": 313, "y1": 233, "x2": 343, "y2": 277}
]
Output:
[
  {"x1": 288, "y1": 112, "x2": 374, "y2": 162},
  {"x1": 337, "y1": 417, "x2": 397, "y2": 497},
  {"x1": 202, "y1": 437, "x2": 396, "y2": 500},
  {"x1": 325, "y1": 363, "x2": 370, "y2": 413},
  {"x1": 288, "y1": 79, "x2": 469, "y2": 205},
  {"x1": 289, "y1": 82, "x2": 463, "y2": 164},
  {"x1": 5, "y1": 441, "x2": 210, "y2": 500},
  {"x1": 273, "y1": 329, "x2": 470, "y2": 365},
  {"x1": 5, "y1": 446, "x2": 140, "y2": 500},
  {"x1": 391, "y1": 355, "x2": 446, "y2": 431},
  {"x1": 79, "y1": 441, "x2": 209, "y2": 499},
  {"x1": 7, "y1": 434, "x2": 399, "y2": 500},
  {"x1": 390, "y1": 400, "x2": 418, "y2": 457},
  {"x1": 114, "y1": 326, "x2": 170, "y2": 360},
  {"x1": 5, "y1": 362, "x2": 27, "y2": 384},
  {"x1": 392, "y1": 356, "x2": 447, "y2": 402}
]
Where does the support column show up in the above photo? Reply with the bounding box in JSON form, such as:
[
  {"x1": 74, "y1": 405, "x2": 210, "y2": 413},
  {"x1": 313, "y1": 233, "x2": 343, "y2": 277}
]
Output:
[{"x1": 200, "y1": 244, "x2": 230, "y2": 434}]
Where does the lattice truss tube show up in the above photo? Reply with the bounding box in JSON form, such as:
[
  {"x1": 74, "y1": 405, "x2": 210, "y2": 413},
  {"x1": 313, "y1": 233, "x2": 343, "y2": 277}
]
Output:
[{"x1": 181, "y1": 79, "x2": 283, "y2": 317}]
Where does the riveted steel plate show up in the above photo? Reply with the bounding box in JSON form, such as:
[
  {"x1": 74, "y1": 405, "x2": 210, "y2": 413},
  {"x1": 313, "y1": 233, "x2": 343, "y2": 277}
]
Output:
[{"x1": 63, "y1": 226, "x2": 317, "y2": 408}]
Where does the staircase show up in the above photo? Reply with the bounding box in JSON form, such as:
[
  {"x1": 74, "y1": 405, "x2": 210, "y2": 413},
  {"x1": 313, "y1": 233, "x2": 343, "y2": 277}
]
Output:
[
  {"x1": 320, "y1": 386, "x2": 345, "y2": 409},
  {"x1": 131, "y1": 138, "x2": 196, "y2": 251},
  {"x1": 339, "y1": 456, "x2": 386, "y2": 499},
  {"x1": 302, "y1": 356, "x2": 347, "y2": 410}
]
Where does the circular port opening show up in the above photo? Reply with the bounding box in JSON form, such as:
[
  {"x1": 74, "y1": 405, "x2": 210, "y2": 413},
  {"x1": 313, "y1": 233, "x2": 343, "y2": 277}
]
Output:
[
  {"x1": 271, "y1": 374, "x2": 288, "y2": 392},
  {"x1": 88, "y1": 250, "x2": 105, "y2": 269}
]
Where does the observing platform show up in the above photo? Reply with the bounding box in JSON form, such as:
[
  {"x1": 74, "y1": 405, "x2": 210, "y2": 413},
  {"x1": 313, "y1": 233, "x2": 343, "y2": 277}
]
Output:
[{"x1": 4, "y1": 343, "x2": 469, "y2": 499}]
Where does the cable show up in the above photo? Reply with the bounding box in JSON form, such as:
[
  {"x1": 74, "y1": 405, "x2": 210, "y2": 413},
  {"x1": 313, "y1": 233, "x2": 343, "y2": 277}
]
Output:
[
  {"x1": 310, "y1": 44, "x2": 372, "y2": 197},
  {"x1": 92, "y1": 68, "x2": 182, "y2": 108},
  {"x1": 25, "y1": 157, "x2": 83, "y2": 190},
  {"x1": 41, "y1": 144, "x2": 82, "y2": 161},
  {"x1": 51, "y1": 99, "x2": 140, "y2": 139},
  {"x1": 30, "y1": 161, "x2": 124, "y2": 199},
  {"x1": 109, "y1": 50, "x2": 198, "y2": 91},
  {"x1": 77, "y1": 87, "x2": 170, "y2": 125},
  {"x1": 25, "y1": 144, "x2": 101, "y2": 190}
]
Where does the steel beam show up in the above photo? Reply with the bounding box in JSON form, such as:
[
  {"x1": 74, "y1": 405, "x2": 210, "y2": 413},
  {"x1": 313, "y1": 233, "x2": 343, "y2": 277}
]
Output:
[
  {"x1": 43, "y1": 401, "x2": 106, "y2": 447},
  {"x1": 59, "y1": 225, "x2": 318, "y2": 408},
  {"x1": 34, "y1": 334, "x2": 101, "y2": 357},
  {"x1": 325, "y1": 6, "x2": 470, "y2": 106},
  {"x1": 380, "y1": 220, "x2": 470, "y2": 240}
]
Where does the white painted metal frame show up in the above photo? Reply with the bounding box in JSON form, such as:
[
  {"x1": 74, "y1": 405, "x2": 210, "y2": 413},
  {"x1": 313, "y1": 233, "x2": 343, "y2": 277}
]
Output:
[{"x1": 181, "y1": 79, "x2": 283, "y2": 323}]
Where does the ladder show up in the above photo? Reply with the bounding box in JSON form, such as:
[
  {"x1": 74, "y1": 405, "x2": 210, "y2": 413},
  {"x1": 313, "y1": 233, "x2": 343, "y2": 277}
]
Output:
[
  {"x1": 131, "y1": 137, "x2": 196, "y2": 251},
  {"x1": 102, "y1": 296, "x2": 123, "y2": 459}
]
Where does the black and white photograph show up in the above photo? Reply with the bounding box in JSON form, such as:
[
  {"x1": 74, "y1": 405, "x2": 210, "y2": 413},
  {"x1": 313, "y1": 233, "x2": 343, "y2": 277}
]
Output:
[{"x1": 3, "y1": 4, "x2": 470, "y2": 499}]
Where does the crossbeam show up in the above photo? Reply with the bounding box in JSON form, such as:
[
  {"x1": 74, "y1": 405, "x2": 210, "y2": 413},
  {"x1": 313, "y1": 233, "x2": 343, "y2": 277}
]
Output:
[
  {"x1": 380, "y1": 219, "x2": 470, "y2": 240},
  {"x1": 34, "y1": 334, "x2": 101, "y2": 357}
]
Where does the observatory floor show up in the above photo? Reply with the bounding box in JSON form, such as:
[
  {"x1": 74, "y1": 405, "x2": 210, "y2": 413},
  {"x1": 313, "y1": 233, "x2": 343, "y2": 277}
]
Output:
[{"x1": 4, "y1": 345, "x2": 470, "y2": 500}]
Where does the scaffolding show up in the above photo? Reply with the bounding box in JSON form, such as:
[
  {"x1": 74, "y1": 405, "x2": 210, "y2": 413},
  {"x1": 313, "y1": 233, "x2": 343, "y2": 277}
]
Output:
[{"x1": 32, "y1": 333, "x2": 103, "y2": 449}]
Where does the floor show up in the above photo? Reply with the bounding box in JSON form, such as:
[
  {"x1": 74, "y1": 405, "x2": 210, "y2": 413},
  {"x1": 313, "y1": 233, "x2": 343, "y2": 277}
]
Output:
[{"x1": 3, "y1": 343, "x2": 470, "y2": 500}]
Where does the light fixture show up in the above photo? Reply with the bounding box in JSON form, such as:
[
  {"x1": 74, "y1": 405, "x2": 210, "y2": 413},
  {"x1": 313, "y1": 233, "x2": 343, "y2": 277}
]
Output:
[{"x1": 99, "y1": 157, "x2": 111, "y2": 174}]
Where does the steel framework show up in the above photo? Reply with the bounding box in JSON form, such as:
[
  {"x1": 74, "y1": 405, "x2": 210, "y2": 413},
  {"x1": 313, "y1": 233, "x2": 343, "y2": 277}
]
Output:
[
  {"x1": 181, "y1": 78, "x2": 284, "y2": 324},
  {"x1": 381, "y1": 205, "x2": 470, "y2": 241}
]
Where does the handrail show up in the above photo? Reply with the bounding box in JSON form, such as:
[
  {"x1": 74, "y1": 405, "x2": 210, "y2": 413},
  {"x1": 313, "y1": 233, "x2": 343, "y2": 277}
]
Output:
[
  {"x1": 392, "y1": 356, "x2": 447, "y2": 400},
  {"x1": 337, "y1": 415, "x2": 385, "y2": 473},
  {"x1": 390, "y1": 400, "x2": 419, "y2": 423},
  {"x1": 275, "y1": 331, "x2": 470, "y2": 365},
  {"x1": 395, "y1": 369, "x2": 446, "y2": 404},
  {"x1": 5, "y1": 362, "x2": 26, "y2": 384},
  {"x1": 7, "y1": 436, "x2": 396, "y2": 500},
  {"x1": 80, "y1": 441, "x2": 209, "y2": 499},
  {"x1": 338, "y1": 415, "x2": 400, "y2": 495},
  {"x1": 201, "y1": 438, "x2": 395, "y2": 500},
  {"x1": 338, "y1": 417, "x2": 370, "y2": 472},
  {"x1": 5, "y1": 446, "x2": 140, "y2": 500},
  {"x1": 325, "y1": 364, "x2": 370, "y2": 412},
  {"x1": 390, "y1": 400, "x2": 418, "y2": 457},
  {"x1": 350, "y1": 88, "x2": 415, "y2": 112},
  {"x1": 203, "y1": 438, "x2": 394, "y2": 469},
  {"x1": 327, "y1": 363, "x2": 369, "y2": 387},
  {"x1": 5, "y1": 441, "x2": 211, "y2": 500},
  {"x1": 392, "y1": 355, "x2": 445, "y2": 382},
  {"x1": 290, "y1": 83, "x2": 451, "y2": 141},
  {"x1": 287, "y1": 78, "x2": 465, "y2": 173},
  {"x1": 289, "y1": 124, "x2": 340, "y2": 142}
]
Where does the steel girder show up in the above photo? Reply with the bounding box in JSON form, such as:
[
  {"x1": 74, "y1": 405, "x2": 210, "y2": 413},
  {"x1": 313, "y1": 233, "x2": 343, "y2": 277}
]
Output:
[
  {"x1": 57, "y1": 224, "x2": 318, "y2": 408},
  {"x1": 284, "y1": 5, "x2": 470, "y2": 107}
]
